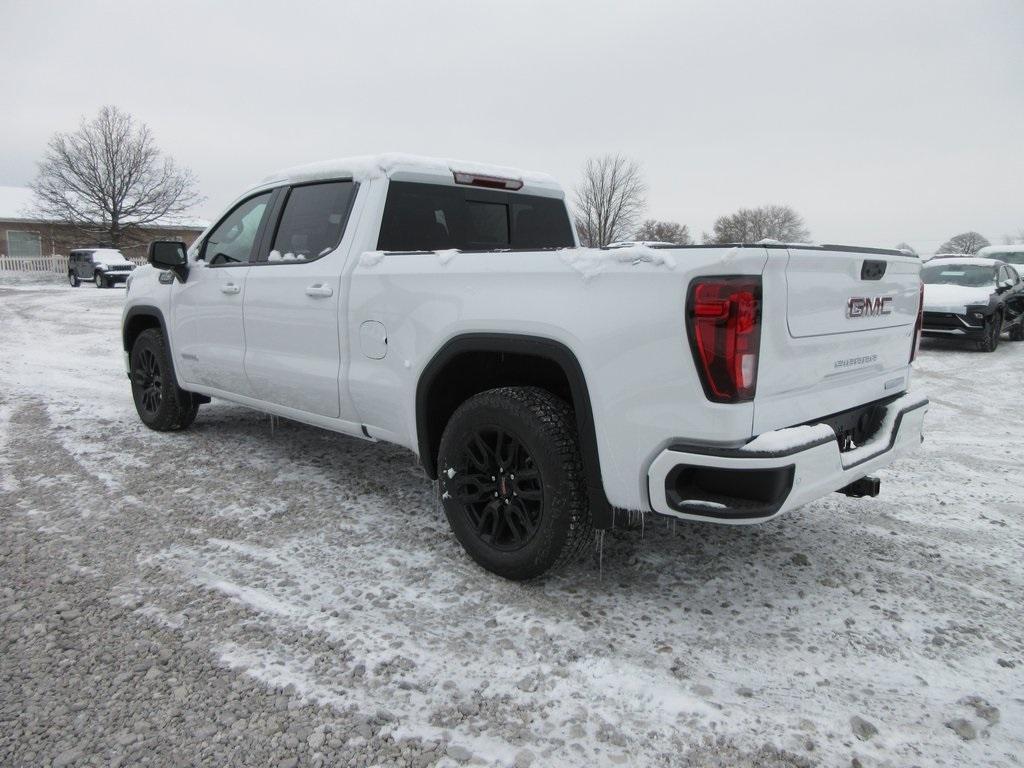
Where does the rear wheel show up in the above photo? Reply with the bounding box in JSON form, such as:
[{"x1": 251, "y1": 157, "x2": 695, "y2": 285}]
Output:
[
  {"x1": 68, "y1": 271, "x2": 80, "y2": 287},
  {"x1": 977, "y1": 312, "x2": 1002, "y2": 352},
  {"x1": 437, "y1": 386, "x2": 592, "y2": 580},
  {"x1": 130, "y1": 328, "x2": 200, "y2": 431}
]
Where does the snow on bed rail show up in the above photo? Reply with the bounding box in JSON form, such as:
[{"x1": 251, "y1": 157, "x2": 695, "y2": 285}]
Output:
[
  {"x1": 560, "y1": 245, "x2": 677, "y2": 281},
  {"x1": 358, "y1": 244, "x2": 681, "y2": 279}
]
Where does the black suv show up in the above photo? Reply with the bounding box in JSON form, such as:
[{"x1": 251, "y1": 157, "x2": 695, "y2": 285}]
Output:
[{"x1": 68, "y1": 249, "x2": 136, "y2": 288}]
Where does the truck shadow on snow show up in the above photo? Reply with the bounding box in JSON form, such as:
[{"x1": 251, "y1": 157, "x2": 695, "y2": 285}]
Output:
[{"x1": 173, "y1": 403, "x2": 899, "y2": 608}]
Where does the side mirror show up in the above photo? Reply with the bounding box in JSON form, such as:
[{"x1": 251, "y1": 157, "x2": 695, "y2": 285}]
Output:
[
  {"x1": 996, "y1": 279, "x2": 1013, "y2": 293},
  {"x1": 148, "y1": 240, "x2": 188, "y2": 282}
]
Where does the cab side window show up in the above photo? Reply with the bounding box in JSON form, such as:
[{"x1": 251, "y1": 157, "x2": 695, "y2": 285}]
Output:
[
  {"x1": 265, "y1": 181, "x2": 356, "y2": 263},
  {"x1": 203, "y1": 193, "x2": 272, "y2": 266}
]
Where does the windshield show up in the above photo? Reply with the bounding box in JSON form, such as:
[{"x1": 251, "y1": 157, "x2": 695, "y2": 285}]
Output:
[{"x1": 921, "y1": 263, "x2": 996, "y2": 287}]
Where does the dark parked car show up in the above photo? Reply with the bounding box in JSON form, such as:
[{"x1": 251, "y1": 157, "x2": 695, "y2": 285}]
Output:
[
  {"x1": 921, "y1": 257, "x2": 1024, "y2": 351},
  {"x1": 68, "y1": 248, "x2": 136, "y2": 288}
]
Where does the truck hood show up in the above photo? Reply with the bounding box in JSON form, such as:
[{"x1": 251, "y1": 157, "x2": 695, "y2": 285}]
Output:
[{"x1": 923, "y1": 283, "x2": 992, "y2": 312}]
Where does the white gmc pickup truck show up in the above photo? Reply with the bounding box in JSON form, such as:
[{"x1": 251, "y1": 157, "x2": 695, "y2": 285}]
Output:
[{"x1": 123, "y1": 154, "x2": 928, "y2": 579}]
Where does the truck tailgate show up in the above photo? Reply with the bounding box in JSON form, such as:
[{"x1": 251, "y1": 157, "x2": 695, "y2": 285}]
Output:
[{"x1": 753, "y1": 246, "x2": 921, "y2": 435}]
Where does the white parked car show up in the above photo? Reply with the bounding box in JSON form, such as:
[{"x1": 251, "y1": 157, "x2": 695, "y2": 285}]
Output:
[{"x1": 122, "y1": 154, "x2": 928, "y2": 579}]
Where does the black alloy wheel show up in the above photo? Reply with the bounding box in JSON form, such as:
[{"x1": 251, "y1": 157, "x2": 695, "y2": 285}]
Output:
[
  {"x1": 450, "y1": 426, "x2": 544, "y2": 552},
  {"x1": 437, "y1": 387, "x2": 593, "y2": 580},
  {"x1": 134, "y1": 347, "x2": 163, "y2": 415}
]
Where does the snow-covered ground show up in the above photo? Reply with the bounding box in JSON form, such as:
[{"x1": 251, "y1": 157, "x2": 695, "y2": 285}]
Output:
[{"x1": 1, "y1": 275, "x2": 1021, "y2": 767}]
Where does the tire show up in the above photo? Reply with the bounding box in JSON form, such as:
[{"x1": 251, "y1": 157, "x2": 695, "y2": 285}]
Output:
[
  {"x1": 94, "y1": 271, "x2": 106, "y2": 288},
  {"x1": 437, "y1": 386, "x2": 593, "y2": 580},
  {"x1": 129, "y1": 328, "x2": 200, "y2": 431},
  {"x1": 976, "y1": 312, "x2": 1002, "y2": 352},
  {"x1": 68, "y1": 271, "x2": 80, "y2": 287},
  {"x1": 1010, "y1": 319, "x2": 1024, "y2": 342}
]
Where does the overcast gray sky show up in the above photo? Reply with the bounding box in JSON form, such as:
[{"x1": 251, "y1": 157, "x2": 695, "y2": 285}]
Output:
[{"x1": 2, "y1": 0, "x2": 1021, "y2": 253}]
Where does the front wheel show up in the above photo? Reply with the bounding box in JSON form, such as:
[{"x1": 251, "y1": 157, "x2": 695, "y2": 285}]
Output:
[
  {"x1": 68, "y1": 271, "x2": 80, "y2": 287},
  {"x1": 976, "y1": 312, "x2": 1002, "y2": 352},
  {"x1": 1009, "y1": 319, "x2": 1024, "y2": 342},
  {"x1": 130, "y1": 328, "x2": 200, "y2": 431},
  {"x1": 94, "y1": 271, "x2": 106, "y2": 288},
  {"x1": 437, "y1": 386, "x2": 592, "y2": 580}
]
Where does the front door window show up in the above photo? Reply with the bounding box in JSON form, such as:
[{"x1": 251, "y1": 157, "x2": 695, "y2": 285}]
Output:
[{"x1": 202, "y1": 193, "x2": 272, "y2": 266}]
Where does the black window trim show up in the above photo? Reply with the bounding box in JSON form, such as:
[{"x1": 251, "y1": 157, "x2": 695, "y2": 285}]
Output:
[
  {"x1": 252, "y1": 178, "x2": 359, "y2": 267},
  {"x1": 201, "y1": 188, "x2": 280, "y2": 269}
]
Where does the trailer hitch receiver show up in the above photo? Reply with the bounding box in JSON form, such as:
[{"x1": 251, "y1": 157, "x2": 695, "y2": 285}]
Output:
[{"x1": 837, "y1": 476, "x2": 881, "y2": 498}]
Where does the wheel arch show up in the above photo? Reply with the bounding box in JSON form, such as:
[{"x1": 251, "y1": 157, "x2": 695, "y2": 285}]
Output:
[
  {"x1": 416, "y1": 333, "x2": 613, "y2": 528},
  {"x1": 123, "y1": 306, "x2": 169, "y2": 354}
]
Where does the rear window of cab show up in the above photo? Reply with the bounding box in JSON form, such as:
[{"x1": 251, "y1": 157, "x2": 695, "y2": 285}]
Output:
[{"x1": 377, "y1": 181, "x2": 574, "y2": 252}]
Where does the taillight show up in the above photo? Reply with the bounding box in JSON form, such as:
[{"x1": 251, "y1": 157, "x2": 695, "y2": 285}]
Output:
[
  {"x1": 687, "y1": 277, "x2": 762, "y2": 403},
  {"x1": 910, "y1": 282, "x2": 924, "y2": 362}
]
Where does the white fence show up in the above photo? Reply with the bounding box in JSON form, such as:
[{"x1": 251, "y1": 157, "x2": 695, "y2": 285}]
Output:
[
  {"x1": 0, "y1": 253, "x2": 148, "y2": 273},
  {"x1": 0, "y1": 254, "x2": 69, "y2": 273}
]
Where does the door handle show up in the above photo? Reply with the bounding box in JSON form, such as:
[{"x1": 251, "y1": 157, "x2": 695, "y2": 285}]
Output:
[
  {"x1": 220, "y1": 283, "x2": 241, "y2": 295},
  {"x1": 305, "y1": 284, "x2": 333, "y2": 298}
]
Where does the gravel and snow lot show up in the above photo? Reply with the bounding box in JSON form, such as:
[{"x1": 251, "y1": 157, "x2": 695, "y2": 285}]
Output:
[{"x1": 1, "y1": 276, "x2": 1022, "y2": 768}]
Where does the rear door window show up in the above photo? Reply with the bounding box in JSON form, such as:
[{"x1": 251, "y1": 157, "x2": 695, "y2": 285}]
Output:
[
  {"x1": 377, "y1": 181, "x2": 574, "y2": 252},
  {"x1": 265, "y1": 181, "x2": 357, "y2": 262}
]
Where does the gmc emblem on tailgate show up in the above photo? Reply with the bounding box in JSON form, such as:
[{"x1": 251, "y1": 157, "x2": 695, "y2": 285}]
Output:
[{"x1": 846, "y1": 296, "x2": 893, "y2": 318}]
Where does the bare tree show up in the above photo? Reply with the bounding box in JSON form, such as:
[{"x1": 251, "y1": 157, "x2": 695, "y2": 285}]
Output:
[
  {"x1": 704, "y1": 204, "x2": 810, "y2": 244},
  {"x1": 29, "y1": 106, "x2": 202, "y2": 247},
  {"x1": 633, "y1": 219, "x2": 692, "y2": 244},
  {"x1": 895, "y1": 241, "x2": 918, "y2": 255},
  {"x1": 573, "y1": 155, "x2": 647, "y2": 247},
  {"x1": 936, "y1": 231, "x2": 990, "y2": 255},
  {"x1": 1000, "y1": 229, "x2": 1024, "y2": 245}
]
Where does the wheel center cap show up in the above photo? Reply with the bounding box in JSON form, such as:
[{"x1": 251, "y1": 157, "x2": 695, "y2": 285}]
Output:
[{"x1": 499, "y1": 476, "x2": 509, "y2": 496}]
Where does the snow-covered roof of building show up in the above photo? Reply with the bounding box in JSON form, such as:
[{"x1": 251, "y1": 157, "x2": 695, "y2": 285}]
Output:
[
  {"x1": 256, "y1": 153, "x2": 563, "y2": 194},
  {"x1": 0, "y1": 185, "x2": 209, "y2": 229}
]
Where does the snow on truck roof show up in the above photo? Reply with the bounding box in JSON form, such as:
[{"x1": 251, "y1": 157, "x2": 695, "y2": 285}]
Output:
[{"x1": 257, "y1": 153, "x2": 563, "y2": 194}]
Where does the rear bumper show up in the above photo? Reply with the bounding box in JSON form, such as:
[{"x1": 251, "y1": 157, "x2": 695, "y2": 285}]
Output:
[{"x1": 647, "y1": 392, "x2": 928, "y2": 523}]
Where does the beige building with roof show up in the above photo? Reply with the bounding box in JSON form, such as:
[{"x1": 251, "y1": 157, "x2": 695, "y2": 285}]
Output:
[{"x1": 0, "y1": 186, "x2": 208, "y2": 265}]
